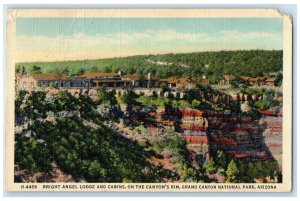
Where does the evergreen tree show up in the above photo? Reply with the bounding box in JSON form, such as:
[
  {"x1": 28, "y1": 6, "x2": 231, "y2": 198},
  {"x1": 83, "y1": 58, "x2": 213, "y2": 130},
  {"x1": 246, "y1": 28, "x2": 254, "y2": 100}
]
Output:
[
  {"x1": 121, "y1": 90, "x2": 139, "y2": 111},
  {"x1": 98, "y1": 86, "x2": 117, "y2": 105},
  {"x1": 203, "y1": 158, "x2": 217, "y2": 174},
  {"x1": 215, "y1": 150, "x2": 228, "y2": 170},
  {"x1": 226, "y1": 159, "x2": 239, "y2": 183},
  {"x1": 32, "y1": 65, "x2": 42, "y2": 73}
]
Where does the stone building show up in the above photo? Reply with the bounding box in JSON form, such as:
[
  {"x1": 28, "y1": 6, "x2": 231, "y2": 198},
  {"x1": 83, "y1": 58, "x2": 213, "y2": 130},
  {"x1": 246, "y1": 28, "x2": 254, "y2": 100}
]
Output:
[{"x1": 16, "y1": 73, "x2": 69, "y2": 90}]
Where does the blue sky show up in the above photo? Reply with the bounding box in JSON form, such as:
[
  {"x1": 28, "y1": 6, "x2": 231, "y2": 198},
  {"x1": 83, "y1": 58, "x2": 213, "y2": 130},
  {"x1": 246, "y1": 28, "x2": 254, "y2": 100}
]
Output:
[{"x1": 16, "y1": 18, "x2": 283, "y2": 62}]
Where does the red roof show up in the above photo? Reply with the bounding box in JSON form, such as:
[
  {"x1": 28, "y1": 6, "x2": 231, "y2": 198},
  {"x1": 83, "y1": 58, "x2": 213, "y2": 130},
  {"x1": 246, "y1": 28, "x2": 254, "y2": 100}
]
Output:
[
  {"x1": 123, "y1": 74, "x2": 141, "y2": 81},
  {"x1": 31, "y1": 73, "x2": 68, "y2": 81},
  {"x1": 160, "y1": 77, "x2": 194, "y2": 85},
  {"x1": 79, "y1": 72, "x2": 119, "y2": 79},
  {"x1": 200, "y1": 79, "x2": 209, "y2": 84},
  {"x1": 242, "y1": 76, "x2": 267, "y2": 82},
  {"x1": 241, "y1": 76, "x2": 252, "y2": 81}
]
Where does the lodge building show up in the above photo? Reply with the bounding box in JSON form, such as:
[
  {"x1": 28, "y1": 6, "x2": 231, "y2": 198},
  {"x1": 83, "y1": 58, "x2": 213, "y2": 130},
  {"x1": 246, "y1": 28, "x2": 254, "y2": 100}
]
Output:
[{"x1": 15, "y1": 71, "x2": 206, "y2": 91}]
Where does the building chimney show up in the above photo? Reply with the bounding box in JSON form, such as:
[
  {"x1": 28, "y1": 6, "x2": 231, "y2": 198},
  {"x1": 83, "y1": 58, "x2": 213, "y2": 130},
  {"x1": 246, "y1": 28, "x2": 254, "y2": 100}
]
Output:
[
  {"x1": 148, "y1": 72, "x2": 151, "y2": 80},
  {"x1": 147, "y1": 73, "x2": 152, "y2": 88},
  {"x1": 118, "y1": 71, "x2": 122, "y2": 77}
]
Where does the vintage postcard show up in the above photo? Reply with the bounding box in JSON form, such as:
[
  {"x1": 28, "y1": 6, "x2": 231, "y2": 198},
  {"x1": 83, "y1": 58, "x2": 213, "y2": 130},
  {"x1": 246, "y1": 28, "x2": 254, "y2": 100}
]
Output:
[{"x1": 6, "y1": 9, "x2": 292, "y2": 192}]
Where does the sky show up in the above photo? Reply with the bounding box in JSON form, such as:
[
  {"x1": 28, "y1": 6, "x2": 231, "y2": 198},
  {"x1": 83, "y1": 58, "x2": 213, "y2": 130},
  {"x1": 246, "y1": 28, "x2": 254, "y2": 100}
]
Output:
[{"x1": 16, "y1": 18, "x2": 283, "y2": 62}]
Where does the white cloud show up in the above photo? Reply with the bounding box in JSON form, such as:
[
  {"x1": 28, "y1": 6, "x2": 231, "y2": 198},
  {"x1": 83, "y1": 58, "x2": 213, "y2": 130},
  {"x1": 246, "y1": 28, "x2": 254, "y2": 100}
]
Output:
[{"x1": 220, "y1": 30, "x2": 282, "y2": 41}]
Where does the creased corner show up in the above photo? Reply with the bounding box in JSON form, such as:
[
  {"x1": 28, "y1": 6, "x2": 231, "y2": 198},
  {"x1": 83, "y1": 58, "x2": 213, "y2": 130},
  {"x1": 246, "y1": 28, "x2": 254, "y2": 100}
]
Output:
[
  {"x1": 272, "y1": 8, "x2": 293, "y2": 24},
  {"x1": 6, "y1": 9, "x2": 18, "y2": 25}
]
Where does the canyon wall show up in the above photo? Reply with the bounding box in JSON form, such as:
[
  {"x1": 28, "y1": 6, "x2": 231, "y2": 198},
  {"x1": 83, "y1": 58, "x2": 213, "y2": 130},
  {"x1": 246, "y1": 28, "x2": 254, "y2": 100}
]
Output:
[{"x1": 163, "y1": 108, "x2": 282, "y2": 171}]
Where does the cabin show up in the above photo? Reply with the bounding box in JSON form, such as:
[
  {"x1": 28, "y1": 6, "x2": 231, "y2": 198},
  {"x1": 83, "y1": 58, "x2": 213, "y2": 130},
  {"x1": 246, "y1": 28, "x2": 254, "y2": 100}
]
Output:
[
  {"x1": 219, "y1": 75, "x2": 235, "y2": 85},
  {"x1": 199, "y1": 77, "x2": 209, "y2": 85},
  {"x1": 250, "y1": 76, "x2": 267, "y2": 87},
  {"x1": 265, "y1": 78, "x2": 276, "y2": 87},
  {"x1": 242, "y1": 76, "x2": 267, "y2": 87},
  {"x1": 16, "y1": 73, "x2": 37, "y2": 90},
  {"x1": 159, "y1": 77, "x2": 196, "y2": 89},
  {"x1": 122, "y1": 73, "x2": 160, "y2": 88},
  {"x1": 16, "y1": 73, "x2": 69, "y2": 90}
]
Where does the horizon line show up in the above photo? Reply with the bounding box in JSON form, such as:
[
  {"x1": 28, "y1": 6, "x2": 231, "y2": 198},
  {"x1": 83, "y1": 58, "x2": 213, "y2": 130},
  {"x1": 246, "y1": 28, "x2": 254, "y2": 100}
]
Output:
[{"x1": 16, "y1": 49, "x2": 283, "y2": 64}]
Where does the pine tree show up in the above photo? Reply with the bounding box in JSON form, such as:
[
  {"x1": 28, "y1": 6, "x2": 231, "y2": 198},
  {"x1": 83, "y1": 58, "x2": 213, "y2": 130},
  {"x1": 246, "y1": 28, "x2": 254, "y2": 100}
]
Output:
[
  {"x1": 226, "y1": 159, "x2": 239, "y2": 183},
  {"x1": 203, "y1": 158, "x2": 217, "y2": 174},
  {"x1": 216, "y1": 150, "x2": 228, "y2": 170}
]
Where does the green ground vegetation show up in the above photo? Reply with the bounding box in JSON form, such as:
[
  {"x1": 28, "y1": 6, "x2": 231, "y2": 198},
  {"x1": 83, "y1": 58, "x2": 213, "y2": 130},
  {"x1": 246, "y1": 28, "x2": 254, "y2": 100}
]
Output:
[
  {"x1": 16, "y1": 50, "x2": 282, "y2": 81},
  {"x1": 15, "y1": 90, "x2": 162, "y2": 182}
]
